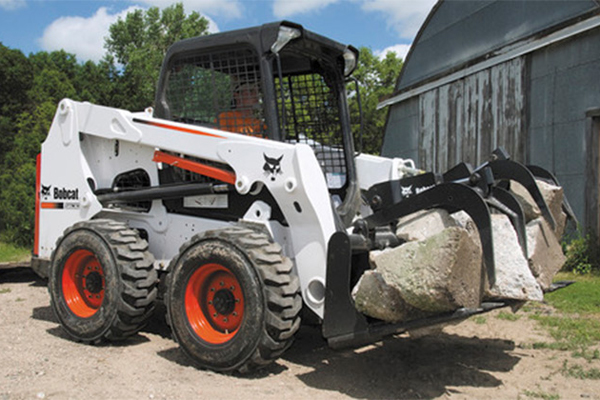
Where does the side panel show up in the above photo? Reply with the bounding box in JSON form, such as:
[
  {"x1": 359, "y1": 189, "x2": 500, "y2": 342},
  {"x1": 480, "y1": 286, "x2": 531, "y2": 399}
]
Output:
[{"x1": 39, "y1": 99, "x2": 337, "y2": 318}]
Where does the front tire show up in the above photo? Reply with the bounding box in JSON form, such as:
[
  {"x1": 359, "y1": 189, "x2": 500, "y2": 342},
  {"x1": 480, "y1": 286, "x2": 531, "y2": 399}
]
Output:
[
  {"x1": 48, "y1": 219, "x2": 157, "y2": 343},
  {"x1": 166, "y1": 226, "x2": 301, "y2": 373}
]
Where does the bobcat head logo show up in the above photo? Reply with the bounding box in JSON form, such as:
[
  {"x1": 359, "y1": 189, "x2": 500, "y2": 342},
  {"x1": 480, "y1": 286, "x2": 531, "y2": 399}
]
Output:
[
  {"x1": 41, "y1": 184, "x2": 51, "y2": 199},
  {"x1": 263, "y1": 154, "x2": 283, "y2": 181},
  {"x1": 400, "y1": 185, "x2": 413, "y2": 197}
]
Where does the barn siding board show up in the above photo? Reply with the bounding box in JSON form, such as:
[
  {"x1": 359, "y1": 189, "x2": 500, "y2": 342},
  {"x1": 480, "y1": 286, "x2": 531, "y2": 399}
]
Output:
[
  {"x1": 463, "y1": 72, "x2": 480, "y2": 166},
  {"x1": 416, "y1": 57, "x2": 525, "y2": 171},
  {"x1": 438, "y1": 85, "x2": 449, "y2": 171},
  {"x1": 420, "y1": 90, "x2": 438, "y2": 171}
]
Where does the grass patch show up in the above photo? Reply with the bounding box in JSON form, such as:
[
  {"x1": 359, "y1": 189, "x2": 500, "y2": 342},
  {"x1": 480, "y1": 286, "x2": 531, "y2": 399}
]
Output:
[
  {"x1": 529, "y1": 314, "x2": 600, "y2": 350},
  {"x1": 496, "y1": 311, "x2": 521, "y2": 321},
  {"x1": 561, "y1": 360, "x2": 600, "y2": 380},
  {"x1": 0, "y1": 241, "x2": 30, "y2": 263},
  {"x1": 545, "y1": 272, "x2": 600, "y2": 315},
  {"x1": 472, "y1": 316, "x2": 487, "y2": 325},
  {"x1": 521, "y1": 389, "x2": 560, "y2": 400},
  {"x1": 0, "y1": 288, "x2": 11, "y2": 294},
  {"x1": 572, "y1": 348, "x2": 600, "y2": 362}
]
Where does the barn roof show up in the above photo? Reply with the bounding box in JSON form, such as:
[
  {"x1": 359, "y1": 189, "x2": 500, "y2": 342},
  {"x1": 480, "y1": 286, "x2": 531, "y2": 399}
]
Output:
[{"x1": 394, "y1": 0, "x2": 600, "y2": 95}]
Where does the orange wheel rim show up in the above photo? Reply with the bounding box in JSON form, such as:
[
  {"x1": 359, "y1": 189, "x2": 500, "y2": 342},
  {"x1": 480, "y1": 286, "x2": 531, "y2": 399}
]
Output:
[
  {"x1": 62, "y1": 249, "x2": 105, "y2": 318},
  {"x1": 185, "y1": 263, "x2": 244, "y2": 344}
]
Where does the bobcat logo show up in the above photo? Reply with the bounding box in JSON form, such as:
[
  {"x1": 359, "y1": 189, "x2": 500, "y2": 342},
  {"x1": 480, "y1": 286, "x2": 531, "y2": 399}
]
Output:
[
  {"x1": 263, "y1": 154, "x2": 283, "y2": 181},
  {"x1": 41, "y1": 184, "x2": 52, "y2": 199},
  {"x1": 400, "y1": 185, "x2": 413, "y2": 197}
]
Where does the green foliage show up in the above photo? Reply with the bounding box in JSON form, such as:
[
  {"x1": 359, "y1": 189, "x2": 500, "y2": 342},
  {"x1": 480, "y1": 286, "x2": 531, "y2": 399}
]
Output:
[
  {"x1": 349, "y1": 47, "x2": 403, "y2": 155},
  {"x1": 0, "y1": 3, "x2": 209, "y2": 247},
  {"x1": 0, "y1": 44, "x2": 33, "y2": 167},
  {"x1": 562, "y1": 232, "x2": 600, "y2": 275},
  {"x1": 105, "y1": 3, "x2": 209, "y2": 110}
]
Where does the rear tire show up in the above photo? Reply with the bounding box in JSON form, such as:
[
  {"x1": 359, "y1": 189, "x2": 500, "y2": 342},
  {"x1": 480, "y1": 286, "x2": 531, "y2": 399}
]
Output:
[
  {"x1": 48, "y1": 219, "x2": 157, "y2": 343},
  {"x1": 166, "y1": 226, "x2": 301, "y2": 373}
]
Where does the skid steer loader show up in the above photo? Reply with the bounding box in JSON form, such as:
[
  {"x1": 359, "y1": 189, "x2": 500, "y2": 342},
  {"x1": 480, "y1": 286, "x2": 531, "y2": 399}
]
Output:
[{"x1": 33, "y1": 21, "x2": 573, "y2": 373}]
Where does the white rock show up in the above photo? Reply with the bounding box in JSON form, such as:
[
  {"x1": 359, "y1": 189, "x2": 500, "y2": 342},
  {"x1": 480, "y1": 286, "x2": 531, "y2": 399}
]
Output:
[
  {"x1": 396, "y1": 209, "x2": 458, "y2": 242},
  {"x1": 485, "y1": 214, "x2": 543, "y2": 301},
  {"x1": 526, "y1": 218, "x2": 566, "y2": 290}
]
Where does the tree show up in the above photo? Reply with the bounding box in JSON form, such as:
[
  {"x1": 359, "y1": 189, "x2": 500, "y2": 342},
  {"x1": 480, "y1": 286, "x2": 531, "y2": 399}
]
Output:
[
  {"x1": 105, "y1": 3, "x2": 209, "y2": 111},
  {"x1": 0, "y1": 44, "x2": 33, "y2": 166},
  {"x1": 349, "y1": 47, "x2": 403, "y2": 155}
]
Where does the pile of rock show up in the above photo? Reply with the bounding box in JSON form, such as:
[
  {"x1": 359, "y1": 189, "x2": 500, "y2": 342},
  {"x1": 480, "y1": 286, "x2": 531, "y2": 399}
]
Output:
[{"x1": 352, "y1": 180, "x2": 567, "y2": 323}]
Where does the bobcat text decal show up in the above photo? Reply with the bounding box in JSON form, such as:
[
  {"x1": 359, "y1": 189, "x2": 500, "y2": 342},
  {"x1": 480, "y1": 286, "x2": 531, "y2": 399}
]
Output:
[{"x1": 40, "y1": 184, "x2": 80, "y2": 209}]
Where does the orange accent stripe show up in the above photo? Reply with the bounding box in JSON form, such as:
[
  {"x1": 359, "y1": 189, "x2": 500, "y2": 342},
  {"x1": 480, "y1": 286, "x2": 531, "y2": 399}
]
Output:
[
  {"x1": 153, "y1": 151, "x2": 236, "y2": 185},
  {"x1": 34, "y1": 153, "x2": 41, "y2": 256},
  {"x1": 134, "y1": 118, "x2": 225, "y2": 139},
  {"x1": 41, "y1": 202, "x2": 61, "y2": 209}
]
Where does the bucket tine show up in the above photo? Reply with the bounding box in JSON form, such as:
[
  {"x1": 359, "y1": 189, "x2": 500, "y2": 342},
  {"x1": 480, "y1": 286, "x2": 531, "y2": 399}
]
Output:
[
  {"x1": 526, "y1": 164, "x2": 578, "y2": 225},
  {"x1": 484, "y1": 159, "x2": 556, "y2": 230},
  {"x1": 364, "y1": 182, "x2": 496, "y2": 285}
]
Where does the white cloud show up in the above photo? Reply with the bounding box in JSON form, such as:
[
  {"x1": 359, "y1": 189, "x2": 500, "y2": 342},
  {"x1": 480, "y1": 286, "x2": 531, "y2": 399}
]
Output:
[
  {"x1": 375, "y1": 44, "x2": 411, "y2": 61},
  {"x1": 0, "y1": 0, "x2": 25, "y2": 10},
  {"x1": 38, "y1": 7, "x2": 140, "y2": 62},
  {"x1": 134, "y1": 0, "x2": 242, "y2": 18},
  {"x1": 273, "y1": 0, "x2": 340, "y2": 18},
  {"x1": 39, "y1": 6, "x2": 219, "y2": 62},
  {"x1": 360, "y1": 0, "x2": 437, "y2": 39},
  {"x1": 39, "y1": 6, "x2": 139, "y2": 61}
]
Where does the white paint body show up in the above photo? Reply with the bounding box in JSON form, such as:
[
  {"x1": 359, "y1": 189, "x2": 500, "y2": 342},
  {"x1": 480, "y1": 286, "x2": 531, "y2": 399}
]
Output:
[{"x1": 38, "y1": 99, "x2": 416, "y2": 318}]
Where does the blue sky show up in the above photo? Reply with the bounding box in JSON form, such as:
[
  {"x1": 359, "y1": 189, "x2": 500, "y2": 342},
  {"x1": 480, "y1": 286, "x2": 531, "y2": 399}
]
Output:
[{"x1": 0, "y1": 0, "x2": 436, "y2": 62}]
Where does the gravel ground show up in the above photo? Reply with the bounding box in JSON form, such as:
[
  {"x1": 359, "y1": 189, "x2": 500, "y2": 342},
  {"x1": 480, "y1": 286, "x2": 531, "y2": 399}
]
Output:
[{"x1": 1, "y1": 266, "x2": 599, "y2": 400}]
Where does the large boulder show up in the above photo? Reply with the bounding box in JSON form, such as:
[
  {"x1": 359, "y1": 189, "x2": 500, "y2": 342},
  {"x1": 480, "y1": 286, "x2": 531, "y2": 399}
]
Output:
[
  {"x1": 352, "y1": 227, "x2": 483, "y2": 323},
  {"x1": 526, "y1": 218, "x2": 566, "y2": 290},
  {"x1": 484, "y1": 214, "x2": 544, "y2": 301},
  {"x1": 510, "y1": 179, "x2": 567, "y2": 240},
  {"x1": 396, "y1": 209, "x2": 458, "y2": 242},
  {"x1": 351, "y1": 270, "x2": 420, "y2": 322}
]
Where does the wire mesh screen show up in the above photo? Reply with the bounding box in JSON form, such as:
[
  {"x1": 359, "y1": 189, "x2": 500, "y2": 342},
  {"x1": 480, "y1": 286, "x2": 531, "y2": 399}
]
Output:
[
  {"x1": 166, "y1": 48, "x2": 266, "y2": 137},
  {"x1": 275, "y1": 73, "x2": 347, "y2": 189}
]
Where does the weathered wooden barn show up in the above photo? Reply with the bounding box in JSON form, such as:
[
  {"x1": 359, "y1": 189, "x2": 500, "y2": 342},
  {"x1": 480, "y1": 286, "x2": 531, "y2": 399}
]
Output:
[{"x1": 380, "y1": 0, "x2": 600, "y2": 234}]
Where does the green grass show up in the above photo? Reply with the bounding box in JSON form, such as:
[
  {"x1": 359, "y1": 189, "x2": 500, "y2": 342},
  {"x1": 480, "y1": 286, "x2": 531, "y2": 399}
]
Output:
[
  {"x1": 0, "y1": 241, "x2": 30, "y2": 263},
  {"x1": 496, "y1": 311, "x2": 521, "y2": 321},
  {"x1": 521, "y1": 389, "x2": 560, "y2": 400},
  {"x1": 561, "y1": 360, "x2": 600, "y2": 380},
  {"x1": 472, "y1": 316, "x2": 487, "y2": 325},
  {"x1": 524, "y1": 272, "x2": 600, "y2": 368},
  {"x1": 544, "y1": 272, "x2": 600, "y2": 314},
  {"x1": 529, "y1": 313, "x2": 600, "y2": 351}
]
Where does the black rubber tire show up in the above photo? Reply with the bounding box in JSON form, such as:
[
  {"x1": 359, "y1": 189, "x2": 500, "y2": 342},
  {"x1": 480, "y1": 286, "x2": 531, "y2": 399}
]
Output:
[
  {"x1": 48, "y1": 219, "x2": 157, "y2": 343},
  {"x1": 165, "y1": 225, "x2": 301, "y2": 373}
]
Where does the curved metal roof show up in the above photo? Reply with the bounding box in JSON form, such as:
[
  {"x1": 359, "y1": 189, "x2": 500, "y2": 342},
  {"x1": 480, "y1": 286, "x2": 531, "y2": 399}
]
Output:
[{"x1": 396, "y1": 0, "x2": 600, "y2": 93}]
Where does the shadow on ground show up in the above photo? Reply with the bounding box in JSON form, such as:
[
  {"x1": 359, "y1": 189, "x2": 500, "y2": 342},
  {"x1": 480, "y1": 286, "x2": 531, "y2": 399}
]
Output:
[
  {"x1": 281, "y1": 325, "x2": 519, "y2": 399},
  {"x1": 0, "y1": 267, "x2": 45, "y2": 286}
]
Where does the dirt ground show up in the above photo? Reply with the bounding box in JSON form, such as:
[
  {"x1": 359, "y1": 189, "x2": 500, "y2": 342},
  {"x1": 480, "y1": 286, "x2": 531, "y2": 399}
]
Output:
[{"x1": 1, "y1": 266, "x2": 599, "y2": 400}]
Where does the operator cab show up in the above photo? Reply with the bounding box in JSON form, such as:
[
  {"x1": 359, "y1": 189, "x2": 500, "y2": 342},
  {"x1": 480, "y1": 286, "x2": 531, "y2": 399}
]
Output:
[{"x1": 154, "y1": 21, "x2": 361, "y2": 225}]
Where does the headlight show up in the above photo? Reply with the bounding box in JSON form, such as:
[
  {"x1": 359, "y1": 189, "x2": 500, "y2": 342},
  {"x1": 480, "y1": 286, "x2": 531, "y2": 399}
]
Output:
[
  {"x1": 271, "y1": 26, "x2": 302, "y2": 54},
  {"x1": 343, "y1": 48, "x2": 357, "y2": 76}
]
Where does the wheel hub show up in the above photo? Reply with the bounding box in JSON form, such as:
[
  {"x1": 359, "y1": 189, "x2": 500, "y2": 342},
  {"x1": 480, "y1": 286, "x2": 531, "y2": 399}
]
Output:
[
  {"x1": 213, "y1": 289, "x2": 236, "y2": 315},
  {"x1": 85, "y1": 271, "x2": 103, "y2": 294}
]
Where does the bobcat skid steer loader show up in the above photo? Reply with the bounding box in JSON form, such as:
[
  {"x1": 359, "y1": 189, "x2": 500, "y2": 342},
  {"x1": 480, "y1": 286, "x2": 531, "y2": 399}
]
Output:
[{"x1": 33, "y1": 21, "x2": 573, "y2": 373}]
